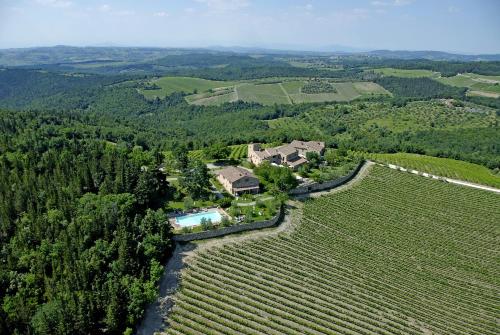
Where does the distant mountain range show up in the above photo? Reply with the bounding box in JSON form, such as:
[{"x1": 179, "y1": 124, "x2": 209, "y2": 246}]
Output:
[
  {"x1": 363, "y1": 50, "x2": 500, "y2": 61},
  {"x1": 1, "y1": 45, "x2": 499, "y2": 67}
]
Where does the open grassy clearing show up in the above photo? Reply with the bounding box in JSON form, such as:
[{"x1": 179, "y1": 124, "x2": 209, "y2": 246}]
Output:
[
  {"x1": 139, "y1": 76, "x2": 237, "y2": 99},
  {"x1": 463, "y1": 73, "x2": 500, "y2": 83},
  {"x1": 279, "y1": 80, "x2": 390, "y2": 104},
  {"x1": 288, "y1": 82, "x2": 359, "y2": 103},
  {"x1": 372, "y1": 67, "x2": 440, "y2": 78},
  {"x1": 366, "y1": 152, "x2": 500, "y2": 188},
  {"x1": 436, "y1": 73, "x2": 500, "y2": 97},
  {"x1": 236, "y1": 83, "x2": 291, "y2": 105},
  {"x1": 187, "y1": 90, "x2": 238, "y2": 106},
  {"x1": 467, "y1": 90, "x2": 500, "y2": 98},
  {"x1": 233, "y1": 80, "x2": 389, "y2": 105},
  {"x1": 353, "y1": 81, "x2": 391, "y2": 95},
  {"x1": 165, "y1": 166, "x2": 499, "y2": 335}
]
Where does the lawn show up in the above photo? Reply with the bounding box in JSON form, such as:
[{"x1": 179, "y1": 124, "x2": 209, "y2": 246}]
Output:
[
  {"x1": 366, "y1": 152, "x2": 500, "y2": 188},
  {"x1": 167, "y1": 199, "x2": 217, "y2": 211},
  {"x1": 165, "y1": 166, "x2": 499, "y2": 334},
  {"x1": 372, "y1": 67, "x2": 439, "y2": 78}
]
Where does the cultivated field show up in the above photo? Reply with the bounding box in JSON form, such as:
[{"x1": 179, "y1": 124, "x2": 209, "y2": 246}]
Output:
[
  {"x1": 236, "y1": 83, "x2": 291, "y2": 105},
  {"x1": 139, "y1": 76, "x2": 390, "y2": 105},
  {"x1": 367, "y1": 152, "x2": 500, "y2": 188},
  {"x1": 372, "y1": 67, "x2": 439, "y2": 78},
  {"x1": 186, "y1": 88, "x2": 238, "y2": 106},
  {"x1": 165, "y1": 166, "x2": 499, "y2": 334},
  {"x1": 228, "y1": 144, "x2": 248, "y2": 160},
  {"x1": 139, "y1": 77, "x2": 237, "y2": 99},
  {"x1": 437, "y1": 73, "x2": 500, "y2": 98},
  {"x1": 227, "y1": 80, "x2": 388, "y2": 105}
]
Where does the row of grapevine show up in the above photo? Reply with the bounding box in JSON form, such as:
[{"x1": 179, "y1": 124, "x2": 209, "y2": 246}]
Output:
[
  {"x1": 229, "y1": 144, "x2": 248, "y2": 160},
  {"x1": 365, "y1": 152, "x2": 500, "y2": 188},
  {"x1": 165, "y1": 166, "x2": 499, "y2": 334}
]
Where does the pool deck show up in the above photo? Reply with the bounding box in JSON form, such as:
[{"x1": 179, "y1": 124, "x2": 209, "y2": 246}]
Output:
[{"x1": 169, "y1": 207, "x2": 229, "y2": 230}]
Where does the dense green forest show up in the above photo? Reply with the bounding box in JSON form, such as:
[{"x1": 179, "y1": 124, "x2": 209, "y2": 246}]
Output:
[
  {"x1": 375, "y1": 59, "x2": 500, "y2": 76},
  {"x1": 333, "y1": 58, "x2": 500, "y2": 76},
  {"x1": 0, "y1": 109, "x2": 176, "y2": 334},
  {"x1": 374, "y1": 76, "x2": 467, "y2": 101},
  {"x1": 1, "y1": 50, "x2": 499, "y2": 334}
]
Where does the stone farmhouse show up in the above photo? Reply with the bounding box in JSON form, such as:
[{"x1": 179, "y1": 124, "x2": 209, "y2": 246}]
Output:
[
  {"x1": 248, "y1": 140, "x2": 325, "y2": 170},
  {"x1": 217, "y1": 166, "x2": 260, "y2": 196}
]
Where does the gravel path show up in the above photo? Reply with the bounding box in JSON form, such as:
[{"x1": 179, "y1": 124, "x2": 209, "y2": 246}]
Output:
[
  {"x1": 136, "y1": 243, "x2": 194, "y2": 335},
  {"x1": 382, "y1": 163, "x2": 500, "y2": 194}
]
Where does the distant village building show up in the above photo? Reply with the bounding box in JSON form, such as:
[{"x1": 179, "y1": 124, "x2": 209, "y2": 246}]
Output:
[
  {"x1": 248, "y1": 141, "x2": 325, "y2": 170},
  {"x1": 217, "y1": 166, "x2": 260, "y2": 196}
]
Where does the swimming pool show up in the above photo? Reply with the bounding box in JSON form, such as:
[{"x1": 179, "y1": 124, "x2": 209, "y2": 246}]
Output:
[{"x1": 176, "y1": 210, "x2": 222, "y2": 227}]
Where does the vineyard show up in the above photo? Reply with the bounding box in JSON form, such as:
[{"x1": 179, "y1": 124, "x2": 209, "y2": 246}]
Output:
[
  {"x1": 366, "y1": 152, "x2": 500, "y2": 188},
  {"x1": 165, "y1": 166, "x2": 499, "y2": 335},
  {"x1": 228, "y1": 144, "x2": 248, "y2": 160}
]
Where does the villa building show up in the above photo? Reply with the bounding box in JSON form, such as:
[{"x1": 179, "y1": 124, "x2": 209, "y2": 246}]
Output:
[
  {"x1": 248, "y1": 141, "x2": 325, "y2": 170},
  {"x1": 217, "y1": 166, "x2": 260, "y2": 196}
]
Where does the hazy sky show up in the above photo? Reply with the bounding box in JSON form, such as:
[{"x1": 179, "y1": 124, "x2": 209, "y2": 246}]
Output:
[{"x1": 1, "y1": 0, "x2": 499, "y2": 53}]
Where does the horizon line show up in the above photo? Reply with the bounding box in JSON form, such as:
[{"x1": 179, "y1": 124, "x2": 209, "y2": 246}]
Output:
[{"x1": 1, "y1": 44, "x2": 500, "y2": 56}]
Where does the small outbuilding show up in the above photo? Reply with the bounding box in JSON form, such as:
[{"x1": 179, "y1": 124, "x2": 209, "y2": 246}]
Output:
[{"x1": 217, "y1": 166, "x2": 260, "y2": 196}]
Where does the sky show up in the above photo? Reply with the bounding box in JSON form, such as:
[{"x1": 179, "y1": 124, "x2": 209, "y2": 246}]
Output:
[{"x1": 0, "y1": 0, "x2": 499, "y2": 53}]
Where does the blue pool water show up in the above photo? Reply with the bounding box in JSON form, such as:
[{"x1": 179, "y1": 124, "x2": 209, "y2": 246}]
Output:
[{"x1": 176, "y1": 210, "x2": 222, "y2": 227}]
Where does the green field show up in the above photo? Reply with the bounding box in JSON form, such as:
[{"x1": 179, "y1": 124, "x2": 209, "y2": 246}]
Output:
[
  {"x1": 281, "y1": 80, "x2": 390, "y2": 104},
  {"x1": 366, "y1": 152, "x2": 500, "y2": 188},
  {"x1": 436, "y1": 73, "x2": 500, "y2": 98},
  {"x1": 466, "y1": 73, "x2": 500, "y2": 82},
  {"x1": 139, "y1": 76, "x2": 390, "y2": 105},
  {"x1": 187, "y1": 89, "x2": 238, "y2": 106},
  {"x1": 372, "y1": 67, "x2": 439, "y2": 78},
  {"x1": 164, "y1": 144, "x2": 248, "y2": 164},
  {"x1": 235, "y1": 80, "x2": 388, "y2": 105},
  {"x1": 236, "y1": 83, "x2": 291, "y2": 105},
  {"x1": 165, "y1": 166, "x2": 499, "y2": 334},
  {"x1": 139, "y1": 76, "x2": 237, "y2": 99}
]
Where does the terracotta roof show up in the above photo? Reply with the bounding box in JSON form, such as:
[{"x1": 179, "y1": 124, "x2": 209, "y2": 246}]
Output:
[
  {"x1": 264, "y1": 147, "x2": 279, "y2": 156},
  {"x1": 290, "y1": 140, "x2": 325, "y2": 152},
  {"x1": 253, "y1": 151, "x2": 269, "y2": 159},
  {"x1": 276, "y1": 145, "x2": 297, "y2": 156},
  {"x1": 218, "y1": 166, "x2": 257, "y2": 183}
]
